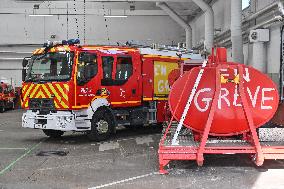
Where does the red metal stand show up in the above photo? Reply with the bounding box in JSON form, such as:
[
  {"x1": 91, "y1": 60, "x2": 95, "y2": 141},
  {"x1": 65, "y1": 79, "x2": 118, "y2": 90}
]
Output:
[{"x1": 158, "y1": 56, "x2": 284, "y2": 174}]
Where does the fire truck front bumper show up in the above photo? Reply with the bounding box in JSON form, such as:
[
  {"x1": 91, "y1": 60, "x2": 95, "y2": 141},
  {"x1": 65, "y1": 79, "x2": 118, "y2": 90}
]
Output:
[{"x1": 22, "y1": 110, "x2": 91, "y2": 131}]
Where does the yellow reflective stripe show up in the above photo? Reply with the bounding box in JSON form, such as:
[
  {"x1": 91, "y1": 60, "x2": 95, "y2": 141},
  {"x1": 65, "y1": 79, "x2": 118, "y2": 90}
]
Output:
[
  {"x1": 55, "y1": 84, "x2": 68, "y2": 101},
  {"x1": 23, "y1": 84, "x2": 31, "y2": 100},
  {"x1": 47, "y1": 84, "x2": 68, "y2": 108},
  {"x1": 22, "y1": 85, "x2": 28, "y2": 93},
  {"x1": 153, "y1": 97, "x2": 168, "y2": 101},
  {"x1": 35, "y1": 90, "x2": 46, "y2": 98},
  {"x1": 24, "y1": 84, "x2": 35, "y2": 99},
  {"x1": 47, "y1": 84, "x2": 60, "y2": 100},
  {"x1": 29, "y1": 85, "x2": 40, "y2": 98},
  {"x1": 50, "y1": 47, "x2": 56, "y2": 52},
  {"x1": 143, "y1": 98, "x2": 153, "y2": 101},
  {"x1": 41, "y1": 85, "x2": 51, "y2": 98},
  {"x1": 32, "y1": 49, "x2": 39, "y2": 55},
  {"x1": 72, "y1": 105, "x2": 89, "y2": 109},
  {"x1": 39, "y1": 49, "x2": 44, "y2": 54},
  {"x1": 64, "y1": 46, "x2": 70, "y2": 51},
  {"x1": 63, "y1": 84, "x2": 69, "y2": 92},
  {"x1": 90, "y1": 96, "x2": 108, "y2": 102},
  {"x1": 25, "y1": 101, "x2": 29, "y2": 108},
  {"x1": 74, "y1": 51, "x2": 79, "y2": 105},
  {"x1": 60, "y1": 102, "x2": 68, "y2": 108},
  {"x1": 54, "y1": 101, "x2": 60, "y2": 108},
  {"x1": 111, "y1": 101, "x2": 141, "y2": 105}
]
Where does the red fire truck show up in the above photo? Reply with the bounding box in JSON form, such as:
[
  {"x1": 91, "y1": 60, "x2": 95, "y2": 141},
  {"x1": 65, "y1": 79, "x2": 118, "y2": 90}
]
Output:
[
  {"x1": 0, "y1": 82, "x2": 16, "y2": 113},
  {"x1": 21, "y1": 39, "x2": 202, "y2": 141}
]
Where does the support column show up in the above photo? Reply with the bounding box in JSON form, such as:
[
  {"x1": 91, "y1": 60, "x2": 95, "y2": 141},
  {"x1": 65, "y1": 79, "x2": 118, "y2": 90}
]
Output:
[
  {"x1": 156, "y1": 2, "x2": 192, "y2": 49},
  {"x1": 252, "y1": 42, "x2": 266, "y2": 73},
  {"x1": 192, "y1": 0, "x2": 214, "y2": 51},
  {"x1": 231, "y1": 0, "x2": 244, "y2": 63}
]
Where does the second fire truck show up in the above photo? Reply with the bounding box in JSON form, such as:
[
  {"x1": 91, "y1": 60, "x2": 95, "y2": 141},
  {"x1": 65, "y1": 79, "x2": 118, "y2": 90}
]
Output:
[{"x1": 0, "y1": 82, "x2": 16, "y2": 113}]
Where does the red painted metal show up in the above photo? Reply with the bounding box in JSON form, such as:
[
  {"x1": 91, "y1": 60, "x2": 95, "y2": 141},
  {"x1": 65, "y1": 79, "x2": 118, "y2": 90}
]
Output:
[
  {"x1": 168, "y1": 64, "x2": 279, "y2": 136},
  {"x1": 158, "y1": 48, "x2": 284, "y2": 174},
  {"x1": 168, "y1": 69, "x2": 180, "y2": 87},
  {"x1": 157, "y1": 101, "x2": 167, "y2": 123}
]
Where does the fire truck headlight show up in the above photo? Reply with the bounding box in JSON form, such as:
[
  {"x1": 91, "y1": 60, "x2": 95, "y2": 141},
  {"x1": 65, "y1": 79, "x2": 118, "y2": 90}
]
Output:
[
  {"x1": 56, "y1": 117, "x2": 65, "y2": 128},
  {"x1": 56, "y1": 116, "x2": 72, "y2": 128},
  {"x1": 23, "y1": 115, "x2": 27, "y2": 124},
  {"x1": 57, "y1": 117, "x2": 62, "y2": 122},
  {"x1": 65, "y1": 116, "x2": 72, "y2": 123}
]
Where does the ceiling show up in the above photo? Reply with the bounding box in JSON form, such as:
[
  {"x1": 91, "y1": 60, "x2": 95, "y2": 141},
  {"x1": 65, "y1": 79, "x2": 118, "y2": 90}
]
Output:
[{"x1": 2, "y1": 0, "x2": 214, "y2": 18}]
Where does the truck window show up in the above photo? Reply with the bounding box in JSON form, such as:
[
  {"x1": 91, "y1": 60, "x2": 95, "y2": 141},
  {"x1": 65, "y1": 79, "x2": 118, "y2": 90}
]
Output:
[
  {"x1": 9, "y1": 85, "x2": 14, "y2": 93},
  {"x1": 115, "y1": 57, "x2": 133, "y2": 81},
  {"x1": 26, "y1": 52, "x2": 74, "y2": 82},
  {"x1": 7, "y1": 85, "x2": 11, "y2": 93},
  {"x1": 102, "y1": 56, "x2": 114, "y2": 79},
  {"x1": 77, "y1": 52, "x2": 98, "y2": 85},
  {"x1": 3, "y1": 87, "x2": 8, "y2": 94},
  {"x1": 0, "y1": 86, "x2": 2, "y2": 93}
]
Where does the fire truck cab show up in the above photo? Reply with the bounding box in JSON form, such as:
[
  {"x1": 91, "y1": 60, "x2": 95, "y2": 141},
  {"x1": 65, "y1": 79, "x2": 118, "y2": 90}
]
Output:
[
  {"x1": 21, "y1": 39, "x2": 202, "y2": 141},
  {"x1": 0, "y1": 82, "x2": 16, "y2": 113}
]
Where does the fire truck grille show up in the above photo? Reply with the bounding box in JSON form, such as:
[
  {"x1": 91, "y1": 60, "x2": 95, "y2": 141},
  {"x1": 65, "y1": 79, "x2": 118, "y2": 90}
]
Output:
[{"x1": 29, "y1": 98, "x2": 55, "y2": 110}]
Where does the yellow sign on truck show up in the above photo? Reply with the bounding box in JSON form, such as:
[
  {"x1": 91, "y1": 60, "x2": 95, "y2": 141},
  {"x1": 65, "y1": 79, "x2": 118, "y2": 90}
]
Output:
[{"x1": 154, "y1": 61, "x2": 178, "y2": 98}]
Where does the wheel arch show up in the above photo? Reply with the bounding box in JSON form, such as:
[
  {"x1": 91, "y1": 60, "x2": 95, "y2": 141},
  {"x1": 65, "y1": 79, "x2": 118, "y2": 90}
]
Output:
[{"x1": 87, "y1": 98, "x2": 117, "y2": 133}]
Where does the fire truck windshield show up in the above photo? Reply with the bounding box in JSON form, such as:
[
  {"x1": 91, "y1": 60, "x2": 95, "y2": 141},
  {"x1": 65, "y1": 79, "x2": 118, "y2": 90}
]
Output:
[{"x1": 26, "y1": 52, "x2": 74, "y2": 82}]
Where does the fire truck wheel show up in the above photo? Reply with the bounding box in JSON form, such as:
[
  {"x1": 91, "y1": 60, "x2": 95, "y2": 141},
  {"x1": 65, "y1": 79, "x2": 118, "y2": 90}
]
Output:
[
  {"x1": 0, "y1": 106, "x2": 5, "y2": 113},
  {"x1": 11, "y1": 102, "x2": 15, "y2": 110},
  {"x1": 87, "y1": 110, "x2": 114, "y2": 142},
  {"x1": 43, "y1": 129, "x2": 64, "y2": 138}
]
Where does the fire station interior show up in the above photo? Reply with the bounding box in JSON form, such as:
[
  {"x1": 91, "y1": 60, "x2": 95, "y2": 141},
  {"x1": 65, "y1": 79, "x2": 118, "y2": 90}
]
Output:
[{"x1": 1, "y1": 0, "x2": 284, "y2": 188}]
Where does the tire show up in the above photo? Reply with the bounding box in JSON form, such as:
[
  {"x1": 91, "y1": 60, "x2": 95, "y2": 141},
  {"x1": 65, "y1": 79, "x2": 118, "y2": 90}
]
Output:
[
  {"x1": 87, "y1": 109, "x2": 114, "y2": 142},
  {"x1": 11, "y1": 102, "x2": 15, "y2": 110},
  {"x1": 43, "y1": 129, "x2": 64, "y2": 138},
  {"x1": 0, "y1": 106, "x2": 5, "y2": 113}
]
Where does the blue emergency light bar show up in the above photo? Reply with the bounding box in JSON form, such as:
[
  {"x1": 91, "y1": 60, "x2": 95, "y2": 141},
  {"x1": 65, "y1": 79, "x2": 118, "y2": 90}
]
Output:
[{"x1": 43, "y1": 39, "x2": 80, "y2": 47}]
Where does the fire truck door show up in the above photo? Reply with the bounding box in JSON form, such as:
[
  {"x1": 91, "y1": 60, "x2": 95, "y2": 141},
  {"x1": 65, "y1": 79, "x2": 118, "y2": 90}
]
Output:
[
  {"x1": 101, "y1": 55, "x2": 141, "y2": 106},
  {"x1": 75, "y1": 52, "x2": 100, "y2": 108}
]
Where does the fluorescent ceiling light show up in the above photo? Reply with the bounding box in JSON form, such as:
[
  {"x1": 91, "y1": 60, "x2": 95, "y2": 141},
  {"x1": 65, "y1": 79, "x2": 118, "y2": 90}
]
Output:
[
  {"x1": 104, "y1": 15, "x2": 128, "y2": 18},
  {"x1": 29, "y1": 14, "x2": 54, "y2": 17}
]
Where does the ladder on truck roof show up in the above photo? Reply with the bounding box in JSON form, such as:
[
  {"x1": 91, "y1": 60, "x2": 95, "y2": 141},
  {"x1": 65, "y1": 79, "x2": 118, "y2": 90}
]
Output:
[{"x1": 138, "y1": 48, "x2": 203, "y2": 60}]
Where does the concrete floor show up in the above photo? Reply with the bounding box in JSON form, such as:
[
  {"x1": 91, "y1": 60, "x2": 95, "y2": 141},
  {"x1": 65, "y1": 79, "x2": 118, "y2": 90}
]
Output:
[{"x1": 1, "y1": 110, "x2": 284, "y2": 189}]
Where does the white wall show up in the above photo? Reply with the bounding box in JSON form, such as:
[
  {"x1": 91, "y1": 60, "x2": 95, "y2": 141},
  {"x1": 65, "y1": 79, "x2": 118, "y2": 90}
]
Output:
[
  {"x1": 0, "y1": 14, "x2": 184, "y2": 45},
  {"x1": 0, "y1": 2, "x2": 185, "y2": 87}
]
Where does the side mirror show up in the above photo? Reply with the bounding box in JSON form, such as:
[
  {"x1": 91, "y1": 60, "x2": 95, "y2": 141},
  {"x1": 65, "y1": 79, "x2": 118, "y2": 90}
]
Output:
[
  {"x1": 22, "y1": 57, "x2": 30, "y2": 68},
  {"x1": 22, "y1": 69, "x2": 26, "y2": 81}
]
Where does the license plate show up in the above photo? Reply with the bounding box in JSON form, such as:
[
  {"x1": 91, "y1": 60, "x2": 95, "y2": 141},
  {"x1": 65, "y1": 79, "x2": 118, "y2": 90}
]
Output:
[{"x1": 35, "y1": 124, "x2": 45, "y2": 129}]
